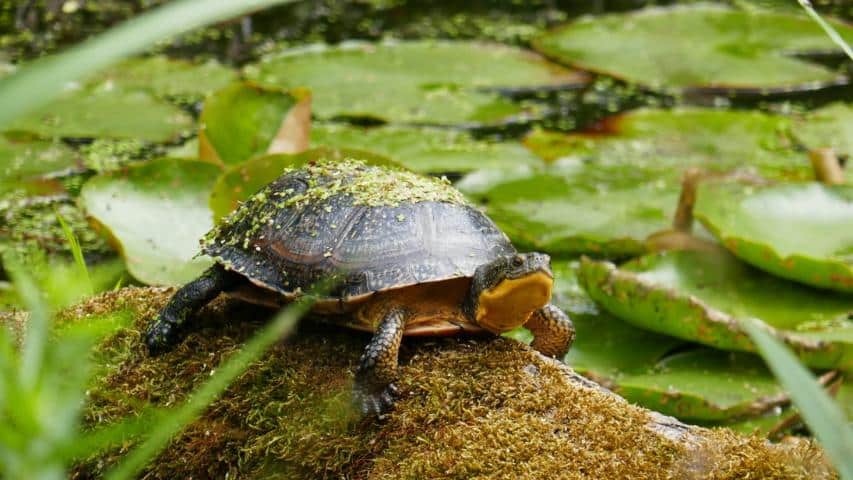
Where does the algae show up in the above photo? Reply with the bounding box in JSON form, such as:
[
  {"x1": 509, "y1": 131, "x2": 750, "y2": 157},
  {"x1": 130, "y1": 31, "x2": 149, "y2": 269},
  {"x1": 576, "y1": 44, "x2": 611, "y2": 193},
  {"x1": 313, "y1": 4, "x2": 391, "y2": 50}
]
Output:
[{"x1": 59, "y1": 287, "x2": 837, "y2": 479}]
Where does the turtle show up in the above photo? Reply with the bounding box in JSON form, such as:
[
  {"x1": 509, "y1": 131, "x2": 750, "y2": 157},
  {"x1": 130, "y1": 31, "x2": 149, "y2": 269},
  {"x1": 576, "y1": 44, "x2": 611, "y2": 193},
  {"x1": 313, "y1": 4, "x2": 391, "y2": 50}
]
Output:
[{"x1": 145, "y1": 158, "x2": 575, "y2": 416}]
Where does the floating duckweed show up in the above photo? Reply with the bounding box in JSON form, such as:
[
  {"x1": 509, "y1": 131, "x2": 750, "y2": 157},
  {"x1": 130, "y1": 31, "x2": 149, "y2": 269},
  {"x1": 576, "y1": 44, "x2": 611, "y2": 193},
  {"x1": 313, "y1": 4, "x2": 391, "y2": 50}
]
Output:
[{"x1": 203, "y1": 157, "x2": 467, "y2": 249}]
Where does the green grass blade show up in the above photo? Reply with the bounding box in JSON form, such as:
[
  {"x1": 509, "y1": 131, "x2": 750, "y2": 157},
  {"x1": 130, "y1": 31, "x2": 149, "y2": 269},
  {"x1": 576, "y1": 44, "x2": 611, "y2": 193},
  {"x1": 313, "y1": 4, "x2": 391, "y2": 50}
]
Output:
[
  {"x1": 56, "y1": 211, "x2": 92, "y2": 296},
  {"x1": 104, "y1": 294, "x2": 316, "y2": 480},
  {"x1": 0, "y1": 0, "x2": 296, "y2": 128},
  {"x1": 741, "y1": 319, "x2": 853, "y2": 479},
  {"x1": 798, "y1": 0, "x2": 853, "y2": 61},
  {"x1": 4, "y1": 258, "x2": 49, "y2": 389}
]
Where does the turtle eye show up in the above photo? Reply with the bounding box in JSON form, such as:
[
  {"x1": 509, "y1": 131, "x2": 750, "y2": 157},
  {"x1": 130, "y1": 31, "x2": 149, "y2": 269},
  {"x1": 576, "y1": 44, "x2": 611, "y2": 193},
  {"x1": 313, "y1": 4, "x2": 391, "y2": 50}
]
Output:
[{"x1": 512, "y1": 255, "x2": 524, "y2": 267}]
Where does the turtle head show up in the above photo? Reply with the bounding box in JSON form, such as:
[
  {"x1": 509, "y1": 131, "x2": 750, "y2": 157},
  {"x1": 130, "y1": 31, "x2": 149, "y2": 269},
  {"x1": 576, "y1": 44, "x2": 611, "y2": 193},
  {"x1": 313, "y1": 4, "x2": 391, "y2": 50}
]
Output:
[{"x1": 465, "y1": 252, "x2": 554, "y2": 334}]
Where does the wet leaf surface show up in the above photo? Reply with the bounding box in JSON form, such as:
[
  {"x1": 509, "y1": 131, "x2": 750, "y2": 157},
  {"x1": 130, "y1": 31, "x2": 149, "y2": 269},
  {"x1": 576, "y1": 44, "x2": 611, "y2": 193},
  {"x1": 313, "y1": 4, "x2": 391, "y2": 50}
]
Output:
[
  {"x1": 7, "y1": 85, "x2": 193, "y2": 142},
  {"x1": 696, "y1": 182, "x2": 853, "y2": 292},
  {"x1": 579, "y1": 249, "x2": 853, "y2": 369},
  {"x1": 244, "y1": 40, "x2": 588, "y2": 125},
  {"x1": 80, "y1": 158, "x2": 220, "y2": 285},
  {"x1": 0, "y1": 134, "x2": 81, "y2": 192},
  {"x1": 311, "y1": 123, "x2": 542, "y2": 173},
  {"x1": 534, "y1": 4, "x2": 853, "y2": 93},
  {"x1": 198, "y1": 82, "x2": 302, "y2": 166},
  {"x1": 97, "y1": 55, "x2": 237, "y2": 100},
  {"x1": 462, "y1": 108, "x2": 807, "y2": 257},
  {"x1": 794, "y1": 102, "x2": 853, "y2": 159}
]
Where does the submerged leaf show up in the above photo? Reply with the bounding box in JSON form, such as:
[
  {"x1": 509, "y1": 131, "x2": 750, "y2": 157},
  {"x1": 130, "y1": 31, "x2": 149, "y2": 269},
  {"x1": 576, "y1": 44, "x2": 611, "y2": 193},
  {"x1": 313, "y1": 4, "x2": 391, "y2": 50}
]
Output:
[
  {"x1": 579, "y1": 249, "x2": 853, "y2": 369},
  {"x1": 244, "y1": 40, "x2": 588, "y2": 126},
  {"x1": 80, "y1": 158, "x2": 220, "y2": 285},
  {"x1": 695, "y1": 181, "x2": 853, "y2": 292},
  {"x1": 534, "y1": 4, "x2": 853, "y2": 93},
  {"x1": 97, "y1": 55, "x2": 237, "y2": 100},
  {"x1": 794, "y1": 102, "x2": 853, "y2": 159}
]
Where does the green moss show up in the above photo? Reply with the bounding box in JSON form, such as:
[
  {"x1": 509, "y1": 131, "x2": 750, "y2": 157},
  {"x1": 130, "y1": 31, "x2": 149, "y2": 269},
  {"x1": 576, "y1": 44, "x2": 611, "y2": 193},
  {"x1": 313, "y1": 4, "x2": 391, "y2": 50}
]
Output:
[{"x1": 61, "y1": 287, "x2": 836, "y2": 479}]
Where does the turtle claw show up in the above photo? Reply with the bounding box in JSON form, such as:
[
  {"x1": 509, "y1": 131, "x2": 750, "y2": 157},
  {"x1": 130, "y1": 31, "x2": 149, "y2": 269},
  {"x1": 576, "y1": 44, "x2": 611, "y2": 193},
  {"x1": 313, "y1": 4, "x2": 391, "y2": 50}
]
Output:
[{"x1": 354, "y1": 382, "x2": 399, "y2": 417}]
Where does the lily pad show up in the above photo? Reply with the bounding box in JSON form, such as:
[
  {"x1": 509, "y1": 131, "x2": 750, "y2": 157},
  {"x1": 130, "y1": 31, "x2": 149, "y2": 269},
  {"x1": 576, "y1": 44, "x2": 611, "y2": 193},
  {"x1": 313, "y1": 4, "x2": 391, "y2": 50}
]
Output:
[
  {"x1": 244, "y1": 40, "x2": 587, "y2": 126},
  {"x1": 461, "y1": 108, "x2": 815, "y2": 257},
  {"x1": 695, "y1": 182, "x2": 853, "y2": 292},
  {"x1": 0, "y1": 134, "x2": 81, "y2": 192},
  {"x1": 311, "y1": 123, "x2": 542, "y2": 173},
  {"x1": 80, "y1": 158, "x2": 220, "y2": 285},
  {"x1": 198, "y1": 82, "x2": 306, "y2": 166},
  {"x1": 617, "y1": 349, "x2": 785, "y2": 421},
  {"x1": 209, "y1": 148, "x2": 397, "y2": 221},
  {"x1": 97, "y1": 55, "x2": 237, "y2": 100},
  {"x1": 534, "y1": 4, "x2": 853, "y2": 94},
  {"x1": 579, "y1": 249, "x2": 853, "y2": 370},
  {"x1": 794, "y1": 102, "x2": 853, "y2": 159},
  {"x1": 7, "y1": 85, "x2": 193, "y2": 142}
]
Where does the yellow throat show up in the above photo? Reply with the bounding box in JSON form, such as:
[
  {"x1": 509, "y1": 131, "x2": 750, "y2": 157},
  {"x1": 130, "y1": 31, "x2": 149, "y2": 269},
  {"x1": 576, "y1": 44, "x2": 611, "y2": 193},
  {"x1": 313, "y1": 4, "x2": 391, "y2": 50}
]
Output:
[{"x1": 475, "y1": 271, "x2": 553, "y2": 334}]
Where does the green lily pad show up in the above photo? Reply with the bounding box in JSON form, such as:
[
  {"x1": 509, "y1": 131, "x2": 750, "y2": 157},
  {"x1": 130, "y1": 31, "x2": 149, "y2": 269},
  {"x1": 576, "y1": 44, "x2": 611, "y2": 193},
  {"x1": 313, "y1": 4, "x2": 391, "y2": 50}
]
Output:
[
  {"x1": 209, "y1": 148, "x2": 397, "y2": 221},
  {"x1": 0, "y1": 134, "x2": 81, "y2": 193},
  {"x1": 80, "y1": 158, "x2": 220, "y2": 285},
  {"x1": 534, "y1": 4, "x2": 853, "y2": 94},
  {"x1": 97, "y1": 55, "x2": 237, "y2": 100},
  {"x1": 617, "y1": 349, "x2": 785, "y2": 421},
  {"x1": 579, "y1": 249, "x2": 853, "y2": 370},
  {"x1": 311, "y1": 123, "x2": 542, "y2": 174},
  {"x1": 244, "y1": 40, "x2": 587, "y2": 126},
  {"x1": 198, "y1": 82, "x2": 305, "y2": 166},
  {"x1": 508, "y1": 261, "x2": 795, "y2": 422},
  {"x1": 7, "y1": 85, "x2": 193, "y2": 142},
  {"x1": 460, "y1": 107, "x2": 815, "y2": 257},
  {"x1": 696, "y1": 182, "x2": 853, "y2": 292},
  {"x1": 794, "y1": 102, "x2": 853, "y2": 159}
]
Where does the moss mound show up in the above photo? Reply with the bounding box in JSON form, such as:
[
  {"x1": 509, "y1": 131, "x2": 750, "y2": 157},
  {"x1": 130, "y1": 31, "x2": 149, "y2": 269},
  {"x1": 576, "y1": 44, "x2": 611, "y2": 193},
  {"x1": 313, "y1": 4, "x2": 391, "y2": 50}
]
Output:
[{"x1": 65, "y1": 287, "x2": 835, "y2": 479}]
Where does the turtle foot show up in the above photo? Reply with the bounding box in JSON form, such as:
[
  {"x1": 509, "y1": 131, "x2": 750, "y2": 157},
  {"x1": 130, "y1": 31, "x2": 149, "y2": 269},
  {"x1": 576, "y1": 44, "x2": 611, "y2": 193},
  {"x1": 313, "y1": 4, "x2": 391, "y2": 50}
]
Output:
[
  {"x1": 144, "y1": 315, "x2": 179, "y2": 356},
  {"x1": 353, "y1": 382, "x2": 399, "y2": 418}
]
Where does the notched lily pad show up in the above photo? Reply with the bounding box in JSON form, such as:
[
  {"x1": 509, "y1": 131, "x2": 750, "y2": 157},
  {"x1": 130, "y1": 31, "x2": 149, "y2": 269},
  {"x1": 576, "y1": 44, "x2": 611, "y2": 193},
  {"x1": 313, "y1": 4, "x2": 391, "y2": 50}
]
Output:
[
  {"x1": 579, "y1": 249, "x2": 853, "y2": 369},
  {"x1": 617, "y1": 349, "x2": 786, "y2": 421},
  {"x1": 80, "y1": 158, "x2": 220, "y2": 285},
  {"x1": 311, "y1": 123, "x2": 542, "y2": 174},
  {"x1": 695, "y1": 181, "x2": 853, "y2": 292},
  {"x1": 534, "y1": 4, "x2": 853, "y2": 94},
  {"x1": 244, "y1": 40, "x2": 588, "y2": 126},
  {"x1": 97, "y1": 55, "x2": 237, "y2": 100},
  {"x1": 198, "y1": 82, "x2": 307, "y2": 166},
  {"x1": 7, "y1": 85, "x2": 193, "y2": 142},
  {"x1": 462, "y1": 107, "x2": 814, "y2": 257},
  {"x1": 0, "y1": 134, "x2": 81, "y2": 193},
  {"x1": 794, "y1": 102, "x2": 853, "y2": 160},
  {"x1": 209, "y1": 148, "x2": 397, "y2": 221}
]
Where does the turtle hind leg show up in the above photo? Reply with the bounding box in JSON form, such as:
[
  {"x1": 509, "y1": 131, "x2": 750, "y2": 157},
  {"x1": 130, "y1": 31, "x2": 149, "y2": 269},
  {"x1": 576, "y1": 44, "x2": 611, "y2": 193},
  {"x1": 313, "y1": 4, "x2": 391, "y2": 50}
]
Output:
[
  {"x1": 525, "y1": 303, "x2": 575, "y2": 358},
  {"x1": 145, "y1": 264, "x2": 240, "y2": 355},
  {"x1": 354, "y1": 307, "x2": 408, "y2": 417}
]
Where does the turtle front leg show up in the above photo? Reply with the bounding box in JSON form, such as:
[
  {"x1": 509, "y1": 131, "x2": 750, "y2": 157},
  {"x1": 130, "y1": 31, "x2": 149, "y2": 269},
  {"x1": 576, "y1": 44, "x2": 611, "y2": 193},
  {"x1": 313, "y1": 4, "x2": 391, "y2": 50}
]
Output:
[
  {"x1": 354, "y1": 307, "x2": 408, "y2": 417},
  {"x1": 145, "y1": 265, "x2": 240, "y2": 355},
  {"x1": 524, "y1": 303, "x2": 575, "y2": 358}
]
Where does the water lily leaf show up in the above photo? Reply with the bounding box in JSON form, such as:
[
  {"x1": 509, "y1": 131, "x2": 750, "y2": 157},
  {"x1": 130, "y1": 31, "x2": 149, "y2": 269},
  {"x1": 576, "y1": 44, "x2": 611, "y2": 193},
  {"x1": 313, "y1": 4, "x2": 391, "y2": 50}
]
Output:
[
  {"x1": 461, "y1": 108, "x2": 814, "y2": 257},
  {"x1": 311, "y1": 123, "x2": 542, "y2": 174},
  {"x1": 209, "y1": 148, "x2": 397, "y2": 221},
  {"x1": 244, "y1": 40, "x2": 588, "y2": 126},
  {"x1": 80, "y1": 158, "x2": 220, "y2": 285},
  {"x1": 0, "y1": 134, "x2": 81, "y2": 193},
  {"x1": 794, "y1": 102, "x2": 853, "y2": 158},
  {"x1": 617, "y1": 349, "x2": 786, "y2": 421},
  {"x1": 7, "y1": 86, "x2": 193, "y2": 142},
  {"x1": 579, "y1": 249, "x2": 853, "y2": 370},
  {"x1": 198, "y1": 82, "x2": 308, "y2": 166},
  {"x1": 506, "y1": 261, "x2": 685, "y2": 379},
  {"x1": 534, "y1": 4, "x2": 853, "y2": 94},
  {"x1": 97, "y1": 55, "x2": 237, "y2": 100},
  {"x1": 695, "y1": 182, "x2": 853, "y2": 292}
]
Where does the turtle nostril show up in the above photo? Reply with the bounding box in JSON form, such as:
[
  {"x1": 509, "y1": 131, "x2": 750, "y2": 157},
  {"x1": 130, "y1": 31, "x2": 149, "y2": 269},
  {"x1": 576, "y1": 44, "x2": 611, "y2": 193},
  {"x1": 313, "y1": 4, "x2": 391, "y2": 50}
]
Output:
[{"x1": 512, "y1": 255, "x2": 524, "y2": 267}]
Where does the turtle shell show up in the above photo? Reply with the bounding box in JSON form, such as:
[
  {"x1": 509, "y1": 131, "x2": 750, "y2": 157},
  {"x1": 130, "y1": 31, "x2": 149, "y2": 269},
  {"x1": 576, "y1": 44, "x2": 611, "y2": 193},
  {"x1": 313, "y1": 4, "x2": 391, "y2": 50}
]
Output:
[{"x1": 203, "y1": 159, "x2": 516, "y2": 301}]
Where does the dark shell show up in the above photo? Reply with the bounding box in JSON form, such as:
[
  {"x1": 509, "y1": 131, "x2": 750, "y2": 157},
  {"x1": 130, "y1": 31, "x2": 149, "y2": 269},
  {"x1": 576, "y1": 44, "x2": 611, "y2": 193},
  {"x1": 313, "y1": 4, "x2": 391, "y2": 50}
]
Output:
[{"x1": 203, "y1": 167, "x2": 515, "y2": 300}]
